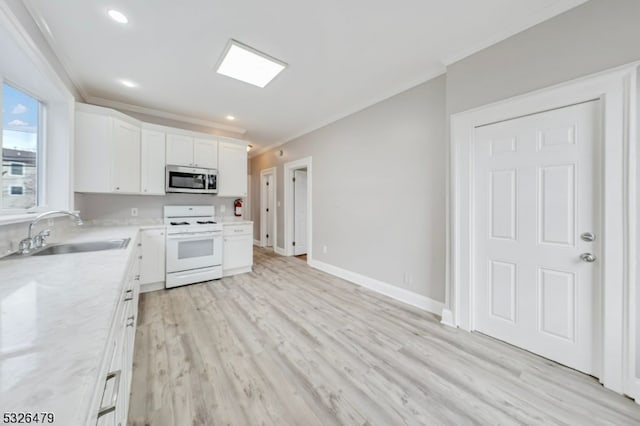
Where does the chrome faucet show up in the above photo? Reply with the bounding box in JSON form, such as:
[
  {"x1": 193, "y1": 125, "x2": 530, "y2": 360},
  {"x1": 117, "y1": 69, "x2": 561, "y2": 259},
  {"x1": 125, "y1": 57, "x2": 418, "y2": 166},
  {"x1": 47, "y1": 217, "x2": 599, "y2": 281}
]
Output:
[{"x1": 18, "y1": 210, "x2": 84, "y2": 254}]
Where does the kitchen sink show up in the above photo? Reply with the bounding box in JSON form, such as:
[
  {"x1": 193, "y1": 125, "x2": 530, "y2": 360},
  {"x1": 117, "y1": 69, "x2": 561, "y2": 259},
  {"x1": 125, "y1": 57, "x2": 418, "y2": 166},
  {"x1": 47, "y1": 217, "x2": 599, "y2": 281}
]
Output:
[
  {"x1": 32, "y1": 238, "x2": 131, "y2": 255},
  {"x1": 3, "y1": 238, "x2": 131, "y2": 259}
]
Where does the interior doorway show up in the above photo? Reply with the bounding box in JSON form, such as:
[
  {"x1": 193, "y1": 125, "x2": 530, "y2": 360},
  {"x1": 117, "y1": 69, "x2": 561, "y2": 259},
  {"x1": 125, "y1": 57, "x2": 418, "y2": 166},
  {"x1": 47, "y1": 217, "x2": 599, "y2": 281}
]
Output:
[
  {"x1": 284, "y1": 157, "x2": 312, "y2": 261},
  {"x1": 260, "y1": 167, "x2": 276, "y2": 248}
]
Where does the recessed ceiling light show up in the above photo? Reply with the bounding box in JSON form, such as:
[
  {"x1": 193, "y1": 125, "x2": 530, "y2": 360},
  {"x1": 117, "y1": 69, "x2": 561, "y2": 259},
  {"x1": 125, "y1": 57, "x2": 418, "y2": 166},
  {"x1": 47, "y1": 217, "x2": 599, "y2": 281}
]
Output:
[
  {"x1": 120, "y1": 79, "x2": 137, "y2": 88},
  {"x1": 216, "y1": 39, "x2": 286, "y2": 88},
  {"x1": 226, "y1": 115, "x2": 236, "y2": 121},
  {"x1": 108, "y1": 9, "x2": 128, "y2": 24}
]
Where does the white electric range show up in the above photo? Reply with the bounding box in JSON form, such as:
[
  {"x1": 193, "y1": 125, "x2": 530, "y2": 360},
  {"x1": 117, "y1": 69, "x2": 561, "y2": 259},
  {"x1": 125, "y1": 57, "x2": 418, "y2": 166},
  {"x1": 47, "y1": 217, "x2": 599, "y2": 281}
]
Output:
[{"x1": 163, "y1": 205, "x2": 223, "y2": 288}]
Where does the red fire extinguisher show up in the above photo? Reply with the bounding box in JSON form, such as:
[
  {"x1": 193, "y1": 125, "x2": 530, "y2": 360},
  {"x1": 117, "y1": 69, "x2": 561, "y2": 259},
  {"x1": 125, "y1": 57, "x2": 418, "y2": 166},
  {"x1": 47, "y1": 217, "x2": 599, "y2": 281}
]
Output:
[{"x1": 234, "y1": 199, "x2": 243, "y2": 217}]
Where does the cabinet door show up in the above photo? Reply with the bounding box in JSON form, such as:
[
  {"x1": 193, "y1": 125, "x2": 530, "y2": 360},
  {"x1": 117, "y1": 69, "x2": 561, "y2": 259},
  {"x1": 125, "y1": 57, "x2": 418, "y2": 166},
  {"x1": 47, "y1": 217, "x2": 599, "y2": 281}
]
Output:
[
  {"x1": 140, "y1": 229, "x2": 166, "y2": 284},
  {"x1": 193, "y1": 138, "x2": 218, "y2": 169},
  {"x1": 218, "y1": 141, "x2": 248, "y2": 197},
  {"x1": 112, "y1": 119, "x2": 141, "y2": 193},
  {"x1": 166, "y1": 134, "x2": 194, "y2": 166},
  {"x1": 141, "y1": 129, "x2": 166, "y2": 195},
  {"x1": 74, "y1": 111, "x2": 113, "y2": 193},
  {"x1": 223, "y1": 235, "x2": 253, "y2": 271}
]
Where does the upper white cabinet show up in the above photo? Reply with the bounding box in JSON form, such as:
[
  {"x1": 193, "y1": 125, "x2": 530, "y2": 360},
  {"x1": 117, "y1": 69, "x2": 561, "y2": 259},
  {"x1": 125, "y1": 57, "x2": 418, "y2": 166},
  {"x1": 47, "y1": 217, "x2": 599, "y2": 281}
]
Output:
[
  {"x1": 166, "y1": 134, "x2": 218, "y2": 169},
  {"x1": 75, "y1": 108, "x2": 141, "y2": 194},
  {"x1": 112, "y1": 120, "x2": 141, "y2": 193},
  {"x1": 75, "y1": 103, "x2": 248, "y2": 197},
  {"x1": 218, "y1": 140, "x2": 248, "y2": 197},
  {"x1": 141, "y1": 129, "x2": 166, "y2": 195}
]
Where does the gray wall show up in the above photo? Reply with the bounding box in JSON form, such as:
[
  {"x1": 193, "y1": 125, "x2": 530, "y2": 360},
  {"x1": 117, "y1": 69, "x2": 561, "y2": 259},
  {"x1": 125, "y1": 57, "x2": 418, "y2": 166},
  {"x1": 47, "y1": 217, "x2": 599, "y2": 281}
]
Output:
[
  {"x1": 251, "y1": 75, "x2": 447, "y2": 301},
  {"x1": 447, "y1": 0, "x2": 640, "y2": 114}
]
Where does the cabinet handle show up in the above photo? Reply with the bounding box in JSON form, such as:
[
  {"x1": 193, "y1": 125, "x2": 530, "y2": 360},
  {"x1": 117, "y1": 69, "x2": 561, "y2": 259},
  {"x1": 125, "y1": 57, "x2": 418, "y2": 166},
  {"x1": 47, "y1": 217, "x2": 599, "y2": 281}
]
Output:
[
  {"x1": 234, "y1": 229, "x2": 243, "y2": 233},
  {"x1": 144, "y1": 189, "x2": 147, "y2": 192},
  {"x1": 138, "y1": 255, "x2": 142, "y2": 260},
  {"x1": 134, "y1": 274, "x2": 140, "y2": 281},
  {"x1": 124, "y1": 290, "x2": 133, "y2": 301},
  {"x1": 97, "y1": 370, "x2": 121, "y2": 418}
]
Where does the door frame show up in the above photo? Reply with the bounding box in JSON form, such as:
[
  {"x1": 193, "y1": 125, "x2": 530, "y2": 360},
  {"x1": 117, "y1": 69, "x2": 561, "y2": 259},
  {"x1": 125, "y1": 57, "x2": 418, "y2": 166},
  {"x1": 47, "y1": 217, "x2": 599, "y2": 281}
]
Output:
[
  {"x1": 284, "y1": 157, "x2": 313, "y2": 260},
  {"x1": 260, "y1": 167, "x2": 277, "y2": 248},
  {"x1": 446, "y1": 63, "x2": 638, "y2": 397}
]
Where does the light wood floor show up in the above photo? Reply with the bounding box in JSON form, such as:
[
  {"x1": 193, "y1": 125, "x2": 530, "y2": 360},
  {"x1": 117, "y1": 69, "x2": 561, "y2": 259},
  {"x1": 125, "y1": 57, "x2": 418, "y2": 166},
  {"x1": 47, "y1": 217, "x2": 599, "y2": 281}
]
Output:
[{"x1": 128, "y1": 248, "x2": 640, "y2": 425}]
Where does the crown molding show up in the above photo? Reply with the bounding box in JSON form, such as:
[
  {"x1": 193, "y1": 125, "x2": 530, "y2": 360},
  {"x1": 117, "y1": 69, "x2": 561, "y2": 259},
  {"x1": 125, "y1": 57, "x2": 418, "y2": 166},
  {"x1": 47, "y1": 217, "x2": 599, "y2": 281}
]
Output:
[{"x1": 85, "y1": 95, "x2": 247, "y2": 135}]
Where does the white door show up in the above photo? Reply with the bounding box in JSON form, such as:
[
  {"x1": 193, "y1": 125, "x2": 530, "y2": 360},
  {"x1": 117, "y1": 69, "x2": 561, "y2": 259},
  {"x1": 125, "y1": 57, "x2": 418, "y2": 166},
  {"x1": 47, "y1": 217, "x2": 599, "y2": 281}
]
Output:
[
  {"x1": 293, "y1": 169, "x2": 307, "y2": 255},
  {"x1": 474, "y1": 101, "x2": 600, "y2": 375}
]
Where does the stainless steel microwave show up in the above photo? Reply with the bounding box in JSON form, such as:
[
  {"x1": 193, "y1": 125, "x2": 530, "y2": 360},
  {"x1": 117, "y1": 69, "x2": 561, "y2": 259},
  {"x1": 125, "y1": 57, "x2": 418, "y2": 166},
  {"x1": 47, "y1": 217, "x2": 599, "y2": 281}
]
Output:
[{"x1": 166, "y1": 165, "x2": 218, "y2": 194}]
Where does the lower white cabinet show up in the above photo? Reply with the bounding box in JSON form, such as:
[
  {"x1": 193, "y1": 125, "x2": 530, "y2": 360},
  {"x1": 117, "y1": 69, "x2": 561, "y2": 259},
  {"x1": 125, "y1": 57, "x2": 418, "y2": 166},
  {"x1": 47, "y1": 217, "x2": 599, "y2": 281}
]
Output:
[
  {"x1": 223, "y1": 223, "x2": 253, "y2": 276},
  {"x1": 90, "y1": 236, "x2": 140, "y2": 426},
  {"x1": 139, "y1": 228, "x2": 165, "y2": 290}
]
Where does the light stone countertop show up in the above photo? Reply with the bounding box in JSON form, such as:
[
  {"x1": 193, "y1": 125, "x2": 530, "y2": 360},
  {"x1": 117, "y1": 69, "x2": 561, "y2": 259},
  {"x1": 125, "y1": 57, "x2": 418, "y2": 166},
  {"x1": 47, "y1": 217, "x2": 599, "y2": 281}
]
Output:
[
  {"x1": 219, "y1": 217, "x2": 253, "y2": 225},
  {"x1": 0, "y1": 225, "x2": 140, "y2": 425}
]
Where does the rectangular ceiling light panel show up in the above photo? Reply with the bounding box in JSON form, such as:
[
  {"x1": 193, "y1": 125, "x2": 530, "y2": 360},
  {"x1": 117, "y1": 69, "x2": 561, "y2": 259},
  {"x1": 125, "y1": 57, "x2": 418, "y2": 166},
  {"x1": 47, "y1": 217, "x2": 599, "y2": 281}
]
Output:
[{"x1": 216, "y1": 40, "x2": 286, "y2": 88}]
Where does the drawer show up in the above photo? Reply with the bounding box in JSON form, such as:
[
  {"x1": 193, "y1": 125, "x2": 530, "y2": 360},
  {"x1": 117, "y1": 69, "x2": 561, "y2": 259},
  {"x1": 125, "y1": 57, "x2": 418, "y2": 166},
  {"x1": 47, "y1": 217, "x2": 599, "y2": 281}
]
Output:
[{"x1": 223, "y1": 223, "x2": 252, "y2": 236}]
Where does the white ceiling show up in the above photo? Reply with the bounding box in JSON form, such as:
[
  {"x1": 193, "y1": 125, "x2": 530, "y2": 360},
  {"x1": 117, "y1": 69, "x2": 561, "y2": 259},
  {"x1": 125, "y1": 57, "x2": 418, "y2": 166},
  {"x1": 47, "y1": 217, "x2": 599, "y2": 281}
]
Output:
[{"x1": 23, "y1": 0, "x2": 587, "y2": 155}]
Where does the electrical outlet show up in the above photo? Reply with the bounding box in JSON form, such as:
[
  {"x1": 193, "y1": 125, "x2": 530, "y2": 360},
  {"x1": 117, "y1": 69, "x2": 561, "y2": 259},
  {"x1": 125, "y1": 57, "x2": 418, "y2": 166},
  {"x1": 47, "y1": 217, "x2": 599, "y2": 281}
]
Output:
[
  {"x1": 131, "y1": 208, "x2": 138, "y2": 217},
  {"x1": 322, "y1": 245, "x2": 327, "y2": 254}
]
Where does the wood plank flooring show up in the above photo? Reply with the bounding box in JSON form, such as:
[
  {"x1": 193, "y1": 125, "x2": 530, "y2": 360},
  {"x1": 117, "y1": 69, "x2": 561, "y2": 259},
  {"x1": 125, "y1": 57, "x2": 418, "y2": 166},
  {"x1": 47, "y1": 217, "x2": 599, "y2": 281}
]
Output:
[{"x1": 128, "y1": 248, "x2": 640, "y2": 425}]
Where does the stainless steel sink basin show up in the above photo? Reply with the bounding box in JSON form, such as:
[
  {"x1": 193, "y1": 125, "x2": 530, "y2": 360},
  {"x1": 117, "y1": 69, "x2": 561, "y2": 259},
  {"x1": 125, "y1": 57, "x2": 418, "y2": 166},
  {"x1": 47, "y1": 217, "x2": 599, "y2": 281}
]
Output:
[
  {"x1": 3, "y1": 238, "x2": 131, "y2": 259},
  {"x1": 32, "y1": 238, "x2": 131, "y2": 256}
]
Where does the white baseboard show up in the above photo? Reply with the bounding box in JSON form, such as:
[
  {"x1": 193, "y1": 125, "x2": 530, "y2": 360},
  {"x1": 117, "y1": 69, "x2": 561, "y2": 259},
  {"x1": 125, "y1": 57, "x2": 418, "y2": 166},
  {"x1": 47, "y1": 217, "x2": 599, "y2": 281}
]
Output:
[
  {"x1": 274, "y1": 246, "x2": 286, "y2": 255},
  {"x1": 308, "y1": 259, "x2": 445, "y2": 316},
  {"x1": 253, "y1": 239, "x2": 262, "y2": 246},
  {"x1": 440, "y1": 308, "x2": 456, "y2": 328},
  {"x1": 140, "y1": 281, "x2": 165, "y2": 293}
]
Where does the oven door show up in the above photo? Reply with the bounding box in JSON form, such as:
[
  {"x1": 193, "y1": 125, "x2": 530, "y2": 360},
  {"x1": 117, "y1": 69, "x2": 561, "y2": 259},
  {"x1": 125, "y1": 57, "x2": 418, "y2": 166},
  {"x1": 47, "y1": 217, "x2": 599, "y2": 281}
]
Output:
[{"x1": 166, "y1": 231, "x2": 222, "y2": 273}]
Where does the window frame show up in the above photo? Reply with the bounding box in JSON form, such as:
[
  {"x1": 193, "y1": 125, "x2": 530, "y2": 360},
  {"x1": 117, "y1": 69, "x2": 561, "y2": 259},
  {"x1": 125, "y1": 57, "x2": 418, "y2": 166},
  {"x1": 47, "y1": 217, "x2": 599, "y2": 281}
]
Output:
[{"x1": 1, "y1": 80, "x2": 45, "y2": 213}]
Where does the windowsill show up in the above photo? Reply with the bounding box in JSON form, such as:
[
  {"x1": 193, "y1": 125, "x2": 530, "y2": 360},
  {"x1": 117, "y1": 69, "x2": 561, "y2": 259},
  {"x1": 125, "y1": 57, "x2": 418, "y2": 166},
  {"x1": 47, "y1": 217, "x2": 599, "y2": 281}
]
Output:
[
  {"x1": 0, "y1": 212, "x2": 41, "y2": 226},
  {"x1": 0, "y1": 211, "x2": 79, "y2": 227}
]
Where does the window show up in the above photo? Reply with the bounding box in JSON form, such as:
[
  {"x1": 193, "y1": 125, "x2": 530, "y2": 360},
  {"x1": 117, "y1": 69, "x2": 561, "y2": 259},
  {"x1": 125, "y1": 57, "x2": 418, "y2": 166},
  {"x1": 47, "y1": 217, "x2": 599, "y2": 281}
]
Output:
[
  {"x1": 9, "y1": 162, "x2": 24, "y2": 176},
  {"x1": 9, "y1": 185, "x2": 23, "y2": 195},
  {"x1": 1, "y1": 83, "x2": 40, "y2": 210}
]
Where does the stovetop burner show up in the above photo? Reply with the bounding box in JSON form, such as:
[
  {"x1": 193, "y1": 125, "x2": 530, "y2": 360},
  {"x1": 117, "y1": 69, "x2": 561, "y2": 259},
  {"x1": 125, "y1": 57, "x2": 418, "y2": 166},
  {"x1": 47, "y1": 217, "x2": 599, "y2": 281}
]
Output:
[
  {"x1": 197, "y1": 220, "x2": 217, "y2": 224},
  {"x1": 170, "y1": 221, "x2": 190, "y2": 226}
]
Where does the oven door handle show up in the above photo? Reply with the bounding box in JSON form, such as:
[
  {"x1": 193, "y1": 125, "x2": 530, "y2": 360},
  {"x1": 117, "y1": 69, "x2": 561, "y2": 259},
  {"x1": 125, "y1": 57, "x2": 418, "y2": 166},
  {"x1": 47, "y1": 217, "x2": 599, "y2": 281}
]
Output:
[{"x1": 167, "y1": 232, "x2": 221, "y2": 240}]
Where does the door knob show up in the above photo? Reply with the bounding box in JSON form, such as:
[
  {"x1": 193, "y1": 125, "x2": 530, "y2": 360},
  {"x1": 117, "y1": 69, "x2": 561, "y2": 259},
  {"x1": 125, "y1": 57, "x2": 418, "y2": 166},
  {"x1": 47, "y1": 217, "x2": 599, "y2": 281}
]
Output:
[{"x1": 580, "y1": 253, "x2": 597, "y2": 263}]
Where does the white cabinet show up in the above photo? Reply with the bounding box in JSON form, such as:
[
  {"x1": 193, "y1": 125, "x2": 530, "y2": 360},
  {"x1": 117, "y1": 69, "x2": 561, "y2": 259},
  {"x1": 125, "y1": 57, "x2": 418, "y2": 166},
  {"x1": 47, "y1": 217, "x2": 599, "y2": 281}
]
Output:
[
  {"x1": 91, "y1": 236, "x2": 140, "y2": 426},
  {"x1": 112, "y1": 119, "x2": 141, "y2": 193},
  {"x1": 75, "y1": 111, "x2": 141, "y2": 194},
  {"x1": 139, "y1": 228, "x2": 165, "y2": 288},
  {"x1": 166, "y1": 134, "x2": 218, "y2": 169},
  {"x1": 166, "y1": 134, "x2": 193, "y2": 166},
  {"x1": 141, "y1": 129, "x2": 166, "y2": 195},
  {"x1": 223, "y1": 223, "x2": 253, "y2": 276},
  {"x1": 218, "y1": 141, "x2": 248, "y2": 197}
]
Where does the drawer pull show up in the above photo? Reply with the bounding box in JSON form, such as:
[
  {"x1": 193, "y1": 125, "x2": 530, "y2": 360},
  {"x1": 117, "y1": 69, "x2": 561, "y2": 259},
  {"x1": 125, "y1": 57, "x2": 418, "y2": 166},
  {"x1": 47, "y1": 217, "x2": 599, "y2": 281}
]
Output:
[
  {"x1": 123, "y1": 290, "x2": 133, "y2": 301},
  {"x1": 97, "y1": 370, "x2": 121, "y2": 418},
  {"x1": 234, "y1": 229, "x2": 243, "y2": 233}
]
